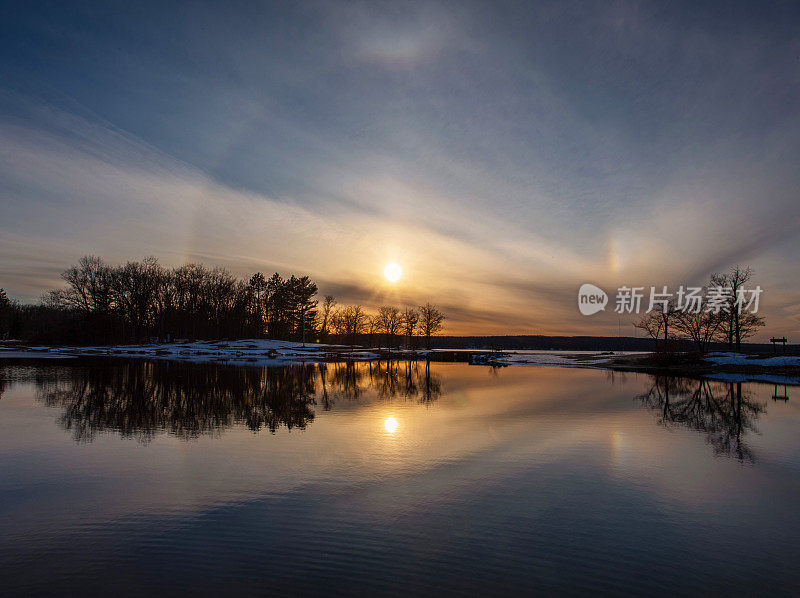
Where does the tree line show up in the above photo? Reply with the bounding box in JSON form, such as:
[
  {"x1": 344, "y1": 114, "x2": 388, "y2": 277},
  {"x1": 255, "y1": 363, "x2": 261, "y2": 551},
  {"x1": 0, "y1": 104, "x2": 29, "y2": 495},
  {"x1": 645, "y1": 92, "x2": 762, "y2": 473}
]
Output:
[
  {"x1": 634, "y1": 265, "x2": 765, "y2": 353},
  {"x1": 0, "y1": 255, "x2": 446, "y2": 346},
  {"x1": 321, "y1": 301, "x2": 445, "y2": 349}
]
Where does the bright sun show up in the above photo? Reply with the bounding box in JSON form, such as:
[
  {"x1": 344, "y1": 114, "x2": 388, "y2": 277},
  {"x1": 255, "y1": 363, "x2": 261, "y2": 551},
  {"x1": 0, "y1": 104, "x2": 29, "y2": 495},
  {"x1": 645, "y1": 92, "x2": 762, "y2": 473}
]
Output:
[{"x1": 384, "y1": 262, "x2": 402, "y2": 283}]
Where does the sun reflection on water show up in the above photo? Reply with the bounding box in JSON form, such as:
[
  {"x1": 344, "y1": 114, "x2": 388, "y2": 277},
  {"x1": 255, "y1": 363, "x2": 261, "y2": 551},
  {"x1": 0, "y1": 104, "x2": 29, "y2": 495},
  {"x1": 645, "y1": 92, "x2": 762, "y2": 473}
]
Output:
[{"x1": 384, "y1": 416, "x2": 400, "y2": 435}]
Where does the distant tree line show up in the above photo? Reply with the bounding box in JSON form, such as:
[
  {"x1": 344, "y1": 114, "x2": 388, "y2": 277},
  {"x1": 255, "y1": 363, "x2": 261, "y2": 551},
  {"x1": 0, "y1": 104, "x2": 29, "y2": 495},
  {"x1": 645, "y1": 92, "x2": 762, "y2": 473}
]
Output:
[
  {"x1": 634, "y1": 265, "x2": 766, "y2": 353},
  {"x1": 324, "y1": 301, "x2": 445, "y2": 349},
  {"x1": 0, "y1": 255, "x2": 446, "y2": 346}
]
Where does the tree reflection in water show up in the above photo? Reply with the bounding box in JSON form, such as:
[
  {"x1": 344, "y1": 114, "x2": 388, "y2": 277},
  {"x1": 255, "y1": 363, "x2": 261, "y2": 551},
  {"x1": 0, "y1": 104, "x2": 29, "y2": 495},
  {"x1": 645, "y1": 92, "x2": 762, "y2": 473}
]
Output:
[
  {"x1": 637, "y1": 376, "x2": 766, "y2": 462},
  {"x1": 316, "y1": 360, "x2": 440, "y2": 410},
  {"x1": 36, "y1": 359, "x2": 441, "y2": 442}
]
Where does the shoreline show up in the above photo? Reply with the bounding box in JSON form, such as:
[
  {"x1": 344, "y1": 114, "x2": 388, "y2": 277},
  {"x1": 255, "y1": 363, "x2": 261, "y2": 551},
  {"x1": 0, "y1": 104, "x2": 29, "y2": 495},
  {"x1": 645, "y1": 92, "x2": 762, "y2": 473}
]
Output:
[
  {"x1": 599, "y1": 352, "x2": 800, "y2": 386},
  {"x1": 2, "y1": 340, "x2": 799, "y2": 386}
]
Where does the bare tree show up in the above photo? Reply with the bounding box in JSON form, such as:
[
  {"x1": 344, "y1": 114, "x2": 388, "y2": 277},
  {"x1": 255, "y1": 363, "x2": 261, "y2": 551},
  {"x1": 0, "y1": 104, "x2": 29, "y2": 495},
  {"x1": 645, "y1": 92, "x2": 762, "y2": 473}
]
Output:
[
  {"x1": 112, "y1": 257, "x2": 165, "y2": 341},
  {"x1": 332, "y1": 305, "x2": 368, "y2": 346},
  {"x1": 737, "y1": 311, "x2": 766, "y2": 346},
  {"x1": 634, "y1": 311, "x2": 665, "y2": 346},
  {"x1": 366, "y1": 314, "x2": 379, "y2": 347},
  {"x1": 49, "y1": 255, "x2": 114, "y2": 317},
  {"x1": 401, "y1": 307, "x2": 419, "y2": 349},
  {"x1": 46, "y1": 255, "x2": 115, "y2": 341},
  {"x1": 419, "y1": 303, "x2": 446, "y2": 350},
  {"x1": 319, "y1": 295, "x2": 336, "y2": 343},
  {"x1": 634, "y1": 302, "x2": 676, "y2": 350},
  {"x1": 376, "y1": 305, "x2": 402, "y2": 349},
  {"x1": 710, "y1": 266, "x2": 764, "y2": 351},
  {"x1": 672, "y1": 305, "x2": 724, "y2": 353}
]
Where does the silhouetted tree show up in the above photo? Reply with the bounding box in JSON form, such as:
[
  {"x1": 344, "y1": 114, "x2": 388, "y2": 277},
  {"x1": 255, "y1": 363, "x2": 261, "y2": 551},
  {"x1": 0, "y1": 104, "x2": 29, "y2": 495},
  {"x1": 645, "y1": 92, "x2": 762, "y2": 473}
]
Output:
[
  {"x1": 332, "y1": 305, "x2": 368, "y2": 345},
  {"x1": 634, "y1": 302, "x2": 676, "y2": 351},
  {"x1": 112, "y1": 256, "x2": 164, "y2": 341},
  {"x1": 248, "y1": 272, "x2": 268, "y2": 336},
  {"x1": 419, "y1": 303, "x2": 446, "y2": 349},
  {"x1": 47, "y1": 255, "x2": 115, "y2": 342},
  {"x1": 35, "y1": 256, "x2": 324, "y2": 344},
  {"x1": 319, "y1": 295, "x2": 336, "y2": 343},
  {"x1": 366, "y1": 313, "x2": 379, "y2": 347},
  {"x1": 287, "y1": 275, "x2": 318, "y2": 343},
  {"x1": 672, "y1": 303, "x2": 724, "y2": 354},
  {"x1": 47, "y1": 255, "x2": 114, "y2": 316},
  {"x1": 0, "y1": 289, "x2": 13, "y2": 339},
  {"x1": 402, "y1": 307, "x2": 419, "y2": 349},
  {"x1": 376, "y1": 305, "x2": 402, "y2": 349},
  {"x1": 266, "y1": 272, "x2": 288, "y2": 339},
  {"x1": 711, "y1": 266, "x2": 765, "y2": 351}
]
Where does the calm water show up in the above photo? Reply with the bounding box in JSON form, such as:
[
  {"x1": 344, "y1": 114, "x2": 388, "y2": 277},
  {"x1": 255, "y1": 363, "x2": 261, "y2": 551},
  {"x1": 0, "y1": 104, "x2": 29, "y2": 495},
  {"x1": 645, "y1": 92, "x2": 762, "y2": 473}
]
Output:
[{"x1": 1, "y1": 359, "x2": 799, "y2": 596}]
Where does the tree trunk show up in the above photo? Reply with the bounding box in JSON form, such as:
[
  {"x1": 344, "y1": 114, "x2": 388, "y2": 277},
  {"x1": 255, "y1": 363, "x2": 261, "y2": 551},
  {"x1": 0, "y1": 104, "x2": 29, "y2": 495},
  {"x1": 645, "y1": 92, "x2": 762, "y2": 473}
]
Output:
[{"x1": 734, "y1": 310, "x2": 741, "y2": 352}]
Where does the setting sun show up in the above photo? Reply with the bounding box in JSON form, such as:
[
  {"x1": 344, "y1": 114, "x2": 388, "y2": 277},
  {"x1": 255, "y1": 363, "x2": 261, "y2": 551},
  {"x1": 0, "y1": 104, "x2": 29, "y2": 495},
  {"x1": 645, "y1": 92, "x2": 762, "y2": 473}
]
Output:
[{"x1": 383, "y1": 262, "x2": 402, "y2": 283}]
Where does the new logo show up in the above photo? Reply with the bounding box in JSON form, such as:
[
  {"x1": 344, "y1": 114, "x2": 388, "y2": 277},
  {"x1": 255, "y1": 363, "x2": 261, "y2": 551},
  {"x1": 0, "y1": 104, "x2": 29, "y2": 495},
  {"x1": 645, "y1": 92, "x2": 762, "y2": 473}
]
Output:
[{"x1": 578, "y1": 283, "x2": 608, "y2": 315}]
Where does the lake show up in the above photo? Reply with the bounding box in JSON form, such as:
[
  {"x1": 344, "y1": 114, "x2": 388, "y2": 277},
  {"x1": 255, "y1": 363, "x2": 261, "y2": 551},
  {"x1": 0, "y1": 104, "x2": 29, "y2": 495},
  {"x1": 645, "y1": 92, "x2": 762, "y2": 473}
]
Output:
[{"x1": 1, "y1": 358, "x2": 799, "y2": 596}]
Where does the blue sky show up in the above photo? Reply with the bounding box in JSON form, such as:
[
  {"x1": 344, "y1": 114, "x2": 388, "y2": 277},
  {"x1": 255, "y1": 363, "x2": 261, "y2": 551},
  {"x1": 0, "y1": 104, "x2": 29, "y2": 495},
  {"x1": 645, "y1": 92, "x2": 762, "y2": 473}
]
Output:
[{"x1": 1, "y1": 1, "x2": 799, "y2": 336}]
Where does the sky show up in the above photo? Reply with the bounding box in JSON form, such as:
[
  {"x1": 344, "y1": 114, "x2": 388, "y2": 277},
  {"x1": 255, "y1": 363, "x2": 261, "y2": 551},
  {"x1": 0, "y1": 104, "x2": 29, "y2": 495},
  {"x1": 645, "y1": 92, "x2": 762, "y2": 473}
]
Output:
[{"x1": 1, "y1": 0, "x2": 799, "y2": 338}]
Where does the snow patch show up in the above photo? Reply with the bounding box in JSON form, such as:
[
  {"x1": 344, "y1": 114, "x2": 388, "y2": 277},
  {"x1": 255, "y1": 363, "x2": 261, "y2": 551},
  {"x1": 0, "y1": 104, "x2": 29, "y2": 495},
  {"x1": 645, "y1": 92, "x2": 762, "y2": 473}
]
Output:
[{"x1": 705, "y1": 353, "x2": 800, "y2": 367}]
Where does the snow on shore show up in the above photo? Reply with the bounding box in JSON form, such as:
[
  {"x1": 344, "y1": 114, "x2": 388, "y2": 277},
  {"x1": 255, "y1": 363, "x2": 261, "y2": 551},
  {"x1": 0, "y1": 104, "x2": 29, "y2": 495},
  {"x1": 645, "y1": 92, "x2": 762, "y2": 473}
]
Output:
[
  {"x1": 0, "y1": 342, "x2": 638, "y2": 369},
  {"x1": 0, "y1": 339, "x2": 379, "y2": 365},
  {"x1": 704, "y1": 352, "x2": 800, "y2": 367},
  {"x1": 4, "y1": 344, "x2": 797, "y2": 386}
]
